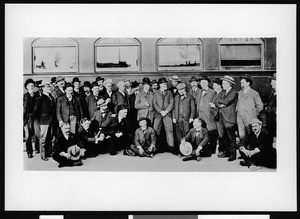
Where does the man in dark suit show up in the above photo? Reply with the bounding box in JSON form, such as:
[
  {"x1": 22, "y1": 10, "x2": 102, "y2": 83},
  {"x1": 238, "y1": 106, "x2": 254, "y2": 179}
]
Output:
[
  {"x1": 128, "y1": 81, "x2": 140, "y2": 135},
  {"x1": 72, "y1": 77, "x2": 81, "y2": 97},
  {"x1": 103, "y1": 79, "x2": 115, "y2": 113},
  {"x1": 239, "y1": 118, "x2": 276, "y2": 170},
  {"x1": 180, "y1": 118, "x2": 210, "y2": 162},
  {"x1": 215, "y1": 76, "x2": 238, "y2": 161},
  {"x1": 96, "y1": 76, "x2": 107, "y2": 98},
  {"x1": 85, "y1": 81, "x2": 101, "y2": 119},
  {"x1": 33, "y1": 80, "x2": 56, "y2": 161},
  {"x1": 79, "y1": 81, "x2": 91, "y2": 118},
  {"x1": 188, "y1": 76, "x2": 201, "y2": 108},
  {"x1": 56, "y1": 82, "x2": 83, "y2": 134},
  {"x1": 51, "y1": 76, "x2": 65, "y2": 102},
  {"x1": 153, "y1": 77, "x2": 174, "y2": 153},
  {"x1": 168, "y1": 75, "x2": 181, "y2": 97},
  {"x1": 112, "y1": 80, "x2": 130, "y2": 114},
  {"x1": 53, "y1": 122, "x2": 85, "y2": 168},
  {"x1": 23, "y1": 78, "x2": 38, "y2": 158},
  {"x1": 265, "y1": 73, "x2": 276, "y2": 140},
  {"x1": 172, "y1": 82, "x2": 195, "y2": 154},
  {"x1": 128, "y1": 117, "x2": 157, "y2": 157}
]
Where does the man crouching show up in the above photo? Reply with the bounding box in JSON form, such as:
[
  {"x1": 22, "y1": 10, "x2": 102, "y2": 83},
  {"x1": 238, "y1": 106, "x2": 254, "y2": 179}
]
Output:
[
  {"x1": 126, "y1": 117, "x2": 157, "y2": 158},
  {"x1": 53, "y1": 122, "x2": 86, "y2": 168}
]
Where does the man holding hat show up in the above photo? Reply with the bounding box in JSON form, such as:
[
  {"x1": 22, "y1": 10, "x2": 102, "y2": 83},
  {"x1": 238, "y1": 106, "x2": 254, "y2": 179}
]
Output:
[
  {"x1": 169, "y1": 75, "x2": 181, "y2": 97},
  {"x1": 215, "y1": 75, "x2": 238, "y2": 161},
  {"x1": 127, "y1": 117, "x2": 157, "y2": 158},
  {"x1": 153, "y1": 77, "x2": 175, "y2": 153},
  {"x1": 23, "y1": 78, "x2": 38, "y2": 158},
  {"x1": 172, "y1": 82, "x2": 196, "y2": 153},
  {"x1": 236, "y1": 74, "x2": 263, "y2": 141},
  {"x1": 239, "y1": 118, "x2": 276, "y2": 170},
  {"x1": 265, "y1": 73, "x2": 276, "y2": 139},
  {"x1": 197, "y1": 75, "x2": 218, "y2": 156},
  {"x1": 86, "y1": 81, "x2": 101, "y2": 119},
  {"x1": 51, "y1": 76, "x2": 65, "y2": 102},
  {"x1": 72, "y1": 77, "x2": 81, "y2": 97},
  {"x1": 33, "y1": 79, "x2": 56, "y2": 161}
]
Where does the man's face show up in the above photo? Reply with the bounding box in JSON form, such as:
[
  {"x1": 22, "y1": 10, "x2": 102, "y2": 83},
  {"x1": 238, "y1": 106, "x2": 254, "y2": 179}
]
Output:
[
  {"x1": 105, "y1": 83, "x2": 112, "y2": 92},
  {"x1": 125, "y1": 81, "x2": 131, "y2": 89},
  {"x1": 191, "y1": 81, "x2": 198, "y2": 89},
  {"x1": 62, "y1": 124, "x2": 70, "y2": 135},
  {"x1": 240, "y1": 79, "x2": 250, "y2": 90},
  {"x1": 193, "y1": 119, "x2": 201, "y2": 129},
  {"x1": 222, "y1": 80, "x2": 230, "y2": 90},
  {"x1": 200, "y1": 80, "x2": 208, "y2": 89},
  {"x1": 81, "y1": 120, "x2": 90, "y2": 130},
  {"x1": 83, "y1": 86, "x2": 90, "y2": 94},
  {"x1": 271, "y1": 79, "x2": 276, "y2": 90},
  {"x1": 139, "y1": 120, "x2": 147, "y2": 130},
  {"x1": 73, "y1": 82, "x2": 80, "y2": 90},
  {"x1": 172, "y1": 80, "x2": 178, "y2": 87},
  {"x1": 26, "y1": 83, "x2": 35, "y2": 94},
  {"x1": 98, "y1": 80, "x2": 104, "y2": 88},
  {"x1": 178, "y1": 89, "x2": 186, "y2": 96},
  {"x1": 57, "y1": 80, "x2": 65, "y2": 89},
  {"x1": 159, "y1": 83, "x2": 167, "y2": 91},
  {"x1": 119, "y1": 109, "x2": 128, "y2": 118},
  {"x1": 42, "y1": 84, "x2": 51, "y2": 94},
  {"x1": 118, "y1": 82, "x2": 125, "y2": 91},
  {"x1": 251, "y1": 123, "x2": 261, "y2": 135},
  {"x1": 65, "y1": 87, "x2": 73, "y2": 96},
  {"x1": 92, "y1": 86, "x2": 100, "y2": 95},
  {"x1": 213, "y1": 83, "x2": 222, "y2": 92},
  {"x1": 151, "y1": 83, "x2": 158, "y2": 91},
  {"x1": 143, "y1": 84, "x2": 150, "y2": 92},
  {"x1": 134, "y1": 88, "x2": 140, "y2": 95},
  {"x1": 100, "y1": 104, "x2": 108, "y2": 113}
]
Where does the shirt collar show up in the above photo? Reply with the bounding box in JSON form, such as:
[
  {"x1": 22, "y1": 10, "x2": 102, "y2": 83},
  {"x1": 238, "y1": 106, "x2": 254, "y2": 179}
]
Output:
[{"x1": 243, "y1": 87, "x2": 250, "y2": 93}]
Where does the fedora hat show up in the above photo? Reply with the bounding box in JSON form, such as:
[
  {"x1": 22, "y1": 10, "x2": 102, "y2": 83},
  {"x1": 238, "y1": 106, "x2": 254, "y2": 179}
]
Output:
[
  {"x1": 169, "y1": 75, "x2": 181, "y2": 81},
  {"x1": 67, "y1": 145, "x2": 82, "y2": 161},
  {"x1": 213, "y1": 78, "x2": 222, "y2": 86},
  {"x1": 176, "y1": 83, "x2": 186, "y2": 90},
  {"x1": 72, "y1": 77, "x2": 81, "y2": 84},
  {"x1": 199, "y1": 75, "x2": 211, "y2": 84},
  {"x1": 83, "y1": 81, "x2": 91, "y2": 88},
  {"x1": 96, "y1": 76, "x2": 105, "y2": 82},
  {"x1": 24, "y1": 78, "x2": 35, "y2": 88},
  {"x1": 180, "y1": 141, "x2": 193, "y2": 156},
  {"x1": 142, "y1": 77, "x2": 151, "y2": 85},
  {"x1": 189, "y1": 76, "x2": 198, "y2": 83},
  {"x1": 158, "y1": 77, "x2": 168, "y2": 84},
  {"x1": 151, "y1": 79, "x2": 158, "y2": 85},
  {"x1": 240, "y1": 74, "x2": 253, "y2": 84},
  {"x1": 221, "y1": 75, "x2": 235, "y2": 85},
  {"x1": 55, "y1": 76, "x2": 65, "y2": 84},
  {"x1": 131, "y1": 81, "x2": 140, "y2": 88}
]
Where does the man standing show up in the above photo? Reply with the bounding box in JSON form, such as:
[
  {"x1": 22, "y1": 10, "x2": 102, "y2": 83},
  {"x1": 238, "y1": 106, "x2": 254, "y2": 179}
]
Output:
[
  {"x1": 79, "y1": 81, "x2": 91, "y2": 118},
  {"x1": 188, "y1": 76, "x2": 201, "y2": 108},
  {"x1": 239, "y1": 118, "x2": 276, "y2": 170},
  {"x1": 72, "y1": 77, "x2": 81, "y2": 97},
  {"x1": 169, "y1": 75, "x2": 181, "y2": 97},
  {"x1": 236, "y1": 74, "x2": 264, "y2": 141},
  {"x1": 197, "y1": 75, "x2": 218, "y2": 156},
  {"x1": 172, "y1": 82, "x2": 195, "y2": 153},
  {"x1": 86, "y1": 81, "x2": 101, "y2": 119},
  {"x1": 96, "y1": 76, "x2": 107, "y2": 98},
  {"x1": 215, "y1": 76, "x2": 238, "y2": 161},
  {"x1": 128, "y1": 81, "x2": 140, "y2": 134},
  {"x1": 103, "y1": 79, "x2": 115, "y2": 113},
  {"x1": 124, "y1": 79, "x2": 134, "y2": 96},
  {"x1": 151, "y1": 79, "x2": 159, "y2": 93},
  {"x1": 33, "y1": 80, "x2": 56, "y2": 161},
  {"x1": 112, "y1": 80, "x2": 129, "y2": 114},
  {"x1": 153, "y1": 77, "x2": 174, "y2": 153},
  {"x1": 51, "y1": 76, "x2": 65, "y2": 102},
  {"x1": 56, "y1": 82, "x2": 83, "y2": 134},
  {"x1": 265, "y1": 73, "x2": 276, "y2": 140}
]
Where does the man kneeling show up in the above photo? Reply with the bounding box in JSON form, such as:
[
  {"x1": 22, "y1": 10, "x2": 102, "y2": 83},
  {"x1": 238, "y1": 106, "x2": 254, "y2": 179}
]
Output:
[
  {"x1": 53, "y1": 122, "x2": 86, "y2": 168},
  {"x1": 127, "y1": 117, "x2": 157, "y2": 158},
  {"x1": 180, "y1": 118, "x2": 210, "y2": 162}
]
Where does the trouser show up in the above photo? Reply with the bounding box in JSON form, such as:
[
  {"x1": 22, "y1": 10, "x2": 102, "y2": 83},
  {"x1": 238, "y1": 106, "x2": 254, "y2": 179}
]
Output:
[
  {"x1": 34, "y1": 120, "x2": 40, "y2": 152},
  {"x1": 39, "y1": 124, "x2": 53, "y2": 157},
  {"x1": 153, "y1": 114, "x2": 174, "y2": 148},
  {"x1": 199, "y1": 112, "x2": 218, "y2": 155},
  {"x1": 218, "y1": 114, "x2": 237, "y2": 158},
  {"x1": 216, "y1": 121, "x2": 228, "y2": 153},
  {"x1": 69, "y1": 115, "x2": 77, "y2": 134},
  {"x1": 239, "y1": 148, "x2": 277, "y2": 168},
  {"x1": 24, "y1": 117, "x2": 34, "y2": 155},
  {"x1": 174, "y1": 117, "x2": 190, "y2": 154},
  {"x1": 208, "y1": 129, "x2": 218, "y2": 155},
  {"x1": 53, "y1": 153, "x2": 80, "y2": 167},
  {"x1": 130, "y1": 144, "x2": 157, "y2": 156},
  {"x1": 266, "y1": 112, "x2": 276, "y2": 138},
  {"x1": 237, "y1": 112, "x2": 253, "y2": 140}
]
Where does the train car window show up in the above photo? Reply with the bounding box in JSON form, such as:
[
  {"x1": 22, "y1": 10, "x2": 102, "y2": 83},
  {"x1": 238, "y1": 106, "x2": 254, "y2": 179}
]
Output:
[
  {"x1": 157, "y1": 38, "x2": 203, "y2": 72},
  {"x1": 95, "y1": 38, "x2": 140, "y2": 72},
  {"x1": 219, "y1": 38, "x2": 264, "y2": 70},
  {"x1": 32, "y1": 38, "x2": 79, "y2": 73}
]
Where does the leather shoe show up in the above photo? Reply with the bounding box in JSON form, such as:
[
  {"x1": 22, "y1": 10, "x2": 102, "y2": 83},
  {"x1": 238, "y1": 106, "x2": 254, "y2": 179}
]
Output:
[
  {"x1": 196, "y1": 156, "x2": 201, "y2": 162},
  {"x1": 227, "y1": 156, "x2": 236, "y2": 162},
  {"x1": 217, "y1": 151, "x2": 228, "y2": 158},
  {"x1": 239, "y1": 160, "x2": 248, "y2": 166},
  {"x1": 27, "y1": 154, "x2": 33, "y2": 159},
  {"x1": 73, "y1": 161, "x2": 83, "y2": 166},
  {"x1": 182, "y1": 154, "x2": 195, "y2": 162},
  {"x1": 41, "y1": 156, "x2": 48, "y2": 161}
]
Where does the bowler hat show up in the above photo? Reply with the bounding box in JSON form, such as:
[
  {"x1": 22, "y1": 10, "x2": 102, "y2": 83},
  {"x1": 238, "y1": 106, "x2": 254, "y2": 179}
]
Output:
[
  {"x1": 72, "y1": 77, "x2": 81, "y2": 84},
  {"x1": 213, "y1": 78, "x2": 222, "y2": 86},
  {"x1": 151, "y1": 80, "x2": 158, "y2": 85},
  {"x1": 67, "y1": 145, "x2": 81, "y2": 161},
  {"x1": 83, "y1": 81, "x2": 91, "y2": 88},
  {"x1": 176, "y1": 83, "x2": 186, "y2": 90},
  {"x1": 91, "y1": 81, "x2": 99, "y2": 88},
  {"x1": 131, "y1": 81, "x2": 140, "y2": 88},
  {"x1": 250, "y1": 118, "x2": 262, "y2": 125},
  {"x1": 169, "y1": 75, "x2": 181, "y2": 82},
  {"x1": 240, "y1": 74, "x2": 253, "y2": 84},
  {"x1": 64, "y1": 82, "x2": 73, "y2": 89},
  {"x1": 189, "y1": 76, "x2": 198, "y2": 83},
  {"x1": 199, "y1": 75, "x2": 211, "y2": 84},
  {"x1": 96, "y1": 76, "x2": 104, "y2": 82},
  {"x1": 158, "y1": 77, "x2": 168, "y2": 84},
  {"x1": 24, "y1": 78, "x2": 35, "y2": 88},
  {"x1": 55, "y1": 76, "x2": 65, "y2": 84},
  {"x1": 142, "y1": 77, "x2": 152, "y2": 85},
  {"x1": 117, "y1": 104, "x2": 128, "y2": 113},
  {"x1": 35, "y1": 80, "x2": 43, "y2": 87},
  {"x1": 180, "y1": 141, "x2": 193, "y2": 156},
  {"x1": 221, "y1": 75, "x2": 235, "y2": 85}
]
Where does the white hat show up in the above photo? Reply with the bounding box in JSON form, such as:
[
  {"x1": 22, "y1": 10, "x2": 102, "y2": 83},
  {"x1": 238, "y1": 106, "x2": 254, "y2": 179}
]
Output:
[
  {"x1": 104, "y1": 79, "x2": 113, "y2": 86},
  {"x1": 180, "y1": 141, "x2": 193, "y2": 156},
  {"x1": 67, "y1": 145, "x2": 82, "y2": 161},
  {"x1": 221, "y1": 75, "x2": 235, "y2": 85},
  {"x1": 40, "y1": 79, "x2": 51, "y2": 87},
  {"x1": 169, "y1": 75, "x2": 181, "y2": 81}
]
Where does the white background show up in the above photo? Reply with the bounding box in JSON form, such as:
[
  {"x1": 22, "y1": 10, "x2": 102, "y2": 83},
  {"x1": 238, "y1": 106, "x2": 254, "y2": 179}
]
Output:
[{"x1": 5, "y1": 4, "x2": 296, "y2": 211}]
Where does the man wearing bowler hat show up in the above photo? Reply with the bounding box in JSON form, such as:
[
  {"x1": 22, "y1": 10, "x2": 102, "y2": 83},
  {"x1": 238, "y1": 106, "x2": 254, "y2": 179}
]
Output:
[
  {"x1": 188, "y1": 76, "x2": 201, "y2": 107},
  {"x1": 239, "y1": 118, "x2": 276, "y2": 170},
  {"x1": 79, "y1": 81, "x2": 91, "y2": 118},
  {"x1": 236, "y1": 74, "x2": 263, "y2": 142},
  {"x1": 153, "y1": 77, "x2": 175, "y2": 153},
  {"x1": 151, "y1": 79, "x2": 159, "y2": 92},
  {"x1": 172, "y1": 82, "x2": 196, "y2": 153},
  {"x1": 169, "y1": 75, "x2": 181, "y2": 97},
  {"x1": 128, "y1": 81, "x2": 140, "y2": 134},
  {"x1": 96, "y1": 76, "x2": 107, "y2": 98},
  {"x1": 216, "y1": 75, "x2": 238, "y2": 161},
  {"x1": 197, "y1": 75, "x2": 218, "y2": 156},
  {"x1": 72, "y1": 77, "x2": 81, "y2": 97},
  {"x1": 51, "y1": 76, "x2": 65, "y2": 102},
  {"x1": 265, "y1": 73, "x2": 276, "y2": 140},
  {"x1": 86, "y1": 81, "x2": 101, "y2": 119}
]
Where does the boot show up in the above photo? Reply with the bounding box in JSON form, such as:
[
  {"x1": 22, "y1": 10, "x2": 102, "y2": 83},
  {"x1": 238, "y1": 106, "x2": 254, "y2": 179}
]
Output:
[{"x1": 182, "y1": 154, "x2": 196, "y2": 161}]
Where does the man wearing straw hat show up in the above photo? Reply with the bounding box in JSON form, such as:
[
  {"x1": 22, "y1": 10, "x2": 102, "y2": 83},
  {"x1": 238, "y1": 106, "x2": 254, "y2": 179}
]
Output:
[{"x1": 169, "y1": 75, "x2": 181, "y2": 97}]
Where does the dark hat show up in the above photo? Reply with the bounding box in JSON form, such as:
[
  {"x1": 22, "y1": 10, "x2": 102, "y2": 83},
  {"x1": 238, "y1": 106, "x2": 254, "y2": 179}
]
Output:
[
  {"x1": 199, "y1": 75, "x2": 211, "y2": 84},
  {"x1": 221, "y1": 75, "x2": 235, "y2": 85},
  {"x1": 158, "y1": 77, "x2": 168, "y2": 84},
  {"x1": 35, "y1": 80, "x2": 43, "y2": 87},
  {"x1": 51, "y1": 77, "x2": 56, "y2": 84},
  {"x1": 176, "y1": 83, "x2": 186, "y2": 90},
  {"x1": 24, "y1": 78, "x2": 35, "y2": 88},
  {"x1": 72, "y1": 77, "x2": 81, "y2": 84},
  {"x1": 117, "y1": 104, "x2": 128, "y2": 113},
  {"x1": 83, "y1": 81, "x2": 91, "y2": 88},
  {"x1": 65, "y1": 82, "x2": 73, "y2": 89},
  {"x1": 55, "y1": 76, "x2": 65, "y2": 84},
  {"x1": 142, "y1": 77, "x2": 151, "y2": 85},
  {"x1": 189, "y1": 76, "x2": 198, "y2": 82},
  {"x1": 213, "y1": 78, "x2": 222, "y2": 86},
  {"x1": 91, "y1": 81, "x2": 99, "y2": 88},
  {"x1": 131, "y1": 81, "x2": 140, "y2": 88},
  {"x1": 137, "y1": 117, "x2": 148, "y2": 123},
  {"x1": 151, "y1": 79, "x2": 158, "y2": 85},
  {"x1": 240, "y1": 74, "x2": 253, "y2": 84},
  {"x1": 96, "y1": 76, "x2": 104, "y2": 82}
]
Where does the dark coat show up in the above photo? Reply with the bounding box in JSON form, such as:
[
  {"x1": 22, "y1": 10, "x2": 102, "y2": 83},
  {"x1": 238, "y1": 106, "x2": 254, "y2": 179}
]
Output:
[
  {"x1": 134, "y1": 127, "x2": 156, "y2": 149},
  {"x1": 153, "y1": 90, "x2": 174, "y2": 115},
  {"x1": 33, "y1": 93, "x2": 56, "y2": 125},
  {"x1": 106, "y1": 116, "x2": 132, "y2": 141},
  {"x1": 112, "y1": 91, "x2": 129, "y2": 114},
  {"x1": 172, "y1": 93, "x2": 196, "y2": 122},
  {"x1": 216, "y1": 88, "x2": 238, "y2": 124},
  {"x1": 184, "y1": 127, "x2": 210, "y2": 150},
  {"x1": 210, "y1": 90, "x2": 226, "y2": 121},
  {"x1": 168, "y1": 86, "x2": 179, "y2": 97},
  {"x1": 102, "y1": 90, "x2": 115, "y2": 113},
  {"x1": 90, "y1": 110, "x2": 115, "y2": 135},
  {"x1": 241, "y1": 129, "x2": 273, "y2": 154},
  {"x1": 53, "y1": 132, "x2": 79, "y2": 155},
  {"x1": 56, "y1": 95, "x2": 83, "y2": 123},
  {"x1": 51, "y1": 88, "x2": 65, "y2": 102},
  {"x1": 77, "y1": 125, "x2": 97, "y2": 149},
  {"x1": 85, "y1": 94, "x2": 102, "y2": 119},
  {"x1": 23, "y1": 92, "x2": 38, "y2": 125},
  {"x1": 188, "y1": 88, "x2": 202, "y2": 107}
]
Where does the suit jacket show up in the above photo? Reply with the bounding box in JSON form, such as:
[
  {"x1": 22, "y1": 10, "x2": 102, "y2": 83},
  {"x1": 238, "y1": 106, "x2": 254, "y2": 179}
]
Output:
[
  {"x1": 210, "y1": 90, "x2": 226, "y2": 121},
  {"x1": 112, "y1": 91, "x2": 129, "y2": 114},
  {"x1": 53, "y1": 132, "x2": 79, "y2": 155},
  {"x1": 266, "y1": 90, "x2": 276, "y2": 115},
  {"x1": 168, "y1": 86, "x2": 179, "y2": 97},
  {"x1": 236, "y1": 88, "x2": 264, "y2": 119},
  {"x1": 216, "y1": 88, "x2": 238, "y2": 123},
  {"x1": 85, "y1": 94, "x2": 102, "y2": 119},
  {"x1": 103, "y1": 90, "x2": 115, "y2": 113},
  {"x1": 90, "y1": 110, "x2": 115, "y2": 135},
  {"x1": 135, "y1": 90, "x2": 155, "y2": 120},
  {"x1": 105, "y1": 116, "x2": 133, "y2": 142},
  {"x1": 188, "y1": 88, "x2": 202, "y2": 107},
  {"x1": 33, "y1": 93, "x2": 56, "y2": 125},
  {"x1": 77, "y1": 125, "x2": 97, "y2": 148},
  {"x1": 172, "y1": 93, "x2": 195, "y2": 122},
  {"x1": 153, "y1": 90, "x2": 174, "y2": 115},
  {"x1": 134, "y1": 127, "x2": 156, "y2": 149},
  {"x1": 184, "y1": 128, "x2": 210, "y2": 150},
  {"x1": 241, "y1": 129, "x2": 273, "y2": 154},
  {"x1": 23, "y1": 92, "x2": 38, "y2": 125},
  {"x1": 56, "y1": 95, "x2": 83, "y2": 123},
  {"x1": 197, "y1": 87, "x2": 215, "y2": 117},
  {"x1": 51, "y1": 88, "x2": 65, "y2": 102}
]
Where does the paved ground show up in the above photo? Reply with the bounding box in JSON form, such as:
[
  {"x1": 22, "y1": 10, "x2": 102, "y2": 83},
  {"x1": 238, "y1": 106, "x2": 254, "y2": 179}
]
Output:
[{"x1": 23, "y1": 147, "x2": 275, "y2": 172}]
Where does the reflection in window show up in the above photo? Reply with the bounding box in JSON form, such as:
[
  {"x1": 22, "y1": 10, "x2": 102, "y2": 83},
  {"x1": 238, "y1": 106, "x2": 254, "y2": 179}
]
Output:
[
  {"x1": 32, "y1": 38, "x2": 78, "y2": 73},
  {"x1": 219, "y1": 38, "x2": 264, "y2": 69},
  {"x1": 157, "y1": 38, "x2": 203, "y2": 71},
  {"x1": 95, "y1": 38, "x2": 140, "y2": 72}
]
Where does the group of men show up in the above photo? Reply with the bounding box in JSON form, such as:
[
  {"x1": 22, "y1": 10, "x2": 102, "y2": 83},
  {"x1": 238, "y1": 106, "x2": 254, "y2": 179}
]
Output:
[{"x1": 23, "y1": 73, "x2": 277, "y2": 170}]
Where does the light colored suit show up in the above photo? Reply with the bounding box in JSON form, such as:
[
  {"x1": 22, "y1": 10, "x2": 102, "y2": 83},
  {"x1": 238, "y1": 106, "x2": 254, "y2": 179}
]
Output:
[{"x1": 135, "y1": 90, "x2": 155, "y2": 124}]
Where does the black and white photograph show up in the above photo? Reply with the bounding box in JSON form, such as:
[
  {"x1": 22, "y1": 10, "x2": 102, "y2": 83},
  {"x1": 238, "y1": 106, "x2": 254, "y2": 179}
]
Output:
[{"x1": 5, "y1": 4, "x2": 296, "y2": 212}]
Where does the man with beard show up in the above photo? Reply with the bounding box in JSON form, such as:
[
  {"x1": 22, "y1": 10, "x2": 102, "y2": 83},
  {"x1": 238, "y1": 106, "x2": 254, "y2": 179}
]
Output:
[
  {"x1": 96, "y1": 76, "x2": 107, "y2": 98},
  {"x1": 51, "y1": 76, "x2": 65, "y2": 102},
  {"x1": 124, "y1": 79, "x2": 134, "y2": 96},
  {"x1": 151, "y1": 79, "x2": 159, "y2": 93},
  {"x1": 72, "y1": 77, "x2": 81, "y2": 97},
  {"x1": 79, "y1": 81, "x2": 91, "y2": 118},
  {"x1": 103, "y1": 79, "x2": 115, "y2": 113},
  {"x1": 112, "y1": 80, "x2": 130, "y2": 114},
  {"x1": 86, "y1": 81, "x2": 101, "y2": 119},
  {"x1": 188, "y1": 76, "x2": 201, "y2": 109},
  {"x1": 168, "y1": 75, "x2": 181, "y2": 97}
]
